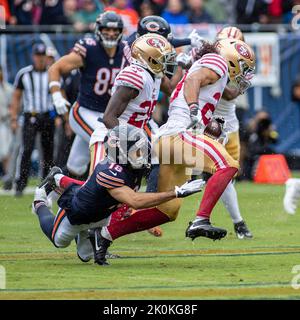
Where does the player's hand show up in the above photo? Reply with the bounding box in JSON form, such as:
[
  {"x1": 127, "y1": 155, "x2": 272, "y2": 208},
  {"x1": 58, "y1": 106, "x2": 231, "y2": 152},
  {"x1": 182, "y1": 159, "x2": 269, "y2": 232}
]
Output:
[
  {"x1": 188, "y1": 103, "x2": 205, "y2": 130},
  {"x1": 52, "y1": 91, "x2": 71, "y2": 115},
  {"x1": 188, "y1": 29, "x2": 204, "y2": 48},
  {"x1": 176, "y1": 53, "x2": 192, "y2": 69},
  {"x1": 175, "y1": 179, "x2": 206, "y2": 198}
]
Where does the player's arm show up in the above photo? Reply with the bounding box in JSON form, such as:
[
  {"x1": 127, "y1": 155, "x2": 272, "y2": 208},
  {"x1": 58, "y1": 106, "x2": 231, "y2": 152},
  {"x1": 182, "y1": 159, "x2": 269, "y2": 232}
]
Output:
[
  {"x1": 222, "y1": 86, "x2": 240, "y2": 101},
  {"x1": 160, "y1": 66, "x2": 184, "y2": 96},
  {"x1": 48, "y1": 52, "x2": 83, "y2": 94},
  {"x1": 48, "y1": 52, "x2": 84, "y2": 115},
  {"x1": 184, "y1": 67, "x2": 220, "y2": 105},
  {"x1": 103, "y1": 86, "x2": 139, "y2": 129},
  {"x1": 108, "y1": 179, "x2": 205, "y2": 210}
]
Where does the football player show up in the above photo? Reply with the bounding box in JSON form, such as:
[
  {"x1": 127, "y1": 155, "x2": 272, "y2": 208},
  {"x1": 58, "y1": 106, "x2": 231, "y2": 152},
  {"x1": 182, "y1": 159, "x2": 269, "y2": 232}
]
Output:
[
  {"x1": 48, "y1": 11, "x2": 129, "y2": 178},
  {"x1": 32, "y1": 124, "x2": 204, "y2": 265},
  {"x1": 88, "y1": 38, "x2": 256, "y2": 261},
  {"x1": 211, "y1": 27, "x2": 253, "y2": 239},
  {"x1": 163, "y1": 27, "x2": 254, "y2": 239}
]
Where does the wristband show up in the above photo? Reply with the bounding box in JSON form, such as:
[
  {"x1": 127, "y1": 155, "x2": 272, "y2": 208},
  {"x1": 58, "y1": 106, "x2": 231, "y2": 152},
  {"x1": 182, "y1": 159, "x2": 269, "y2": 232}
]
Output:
[
  {"x1": 49, "y1": 81, "x2": 61, "y2": 90},
  {"x1": 188, "y1": 102, "x2": 199, "y2": 109}
]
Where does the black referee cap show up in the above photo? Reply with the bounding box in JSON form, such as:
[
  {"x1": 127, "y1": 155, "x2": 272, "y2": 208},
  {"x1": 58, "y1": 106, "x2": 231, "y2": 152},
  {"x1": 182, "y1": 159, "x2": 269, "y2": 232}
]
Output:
[{"x1": 32, "y1": 43, "x2": 47, "y2": 55}]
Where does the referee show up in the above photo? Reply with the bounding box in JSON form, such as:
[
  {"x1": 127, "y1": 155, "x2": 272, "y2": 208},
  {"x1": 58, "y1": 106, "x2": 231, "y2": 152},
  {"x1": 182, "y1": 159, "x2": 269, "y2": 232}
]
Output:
[{"x1": 10, "y1": 43, "x2": 55, "y2": 196}]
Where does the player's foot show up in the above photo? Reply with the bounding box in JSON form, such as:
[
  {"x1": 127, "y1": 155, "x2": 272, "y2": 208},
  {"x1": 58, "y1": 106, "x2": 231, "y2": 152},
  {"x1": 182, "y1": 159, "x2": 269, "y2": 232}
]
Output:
[
  {"x1": 39, "y1": 166, "x2": 62, "y2": 194},
  {"x1": 88, "y1": 228, "x2": 112, "y2": 266},
  {"x1": 283, "y1": 178, "x2": 300, "y2": 214},
  {"x1": 3, "y1": 180, "x2": 13, "y2": 191},
  {"x1": 185, "y1": 218, "x2": 227, "y2": 240},
  {"x1": 32, "y1": 187, "x2": 48, "y2": 214},
  {"x1": 147, "y1": 226, "x2": 163, "y2": 237},
  {"x1": 234, "y1": 220, "x2": 253, "y2": 239}
]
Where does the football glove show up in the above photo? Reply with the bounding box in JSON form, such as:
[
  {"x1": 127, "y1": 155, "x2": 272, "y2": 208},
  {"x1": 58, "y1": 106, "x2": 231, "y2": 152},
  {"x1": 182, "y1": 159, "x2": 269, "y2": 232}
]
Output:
[
  {"x1": 52, "y1": 91, "x2": 71, "y2": 115},
  {"x1": 175, "y1": 179, "x2": 206, "y2": 198},
  {"x1": 176, "y1": 52, "x2": 192, "y2": 69},
  {"x1": 187, "y1": 103, "x2": 205, "y2": 131},
  {"x1": 188, "y1": 29, "x2": 205, "y2": 48}
]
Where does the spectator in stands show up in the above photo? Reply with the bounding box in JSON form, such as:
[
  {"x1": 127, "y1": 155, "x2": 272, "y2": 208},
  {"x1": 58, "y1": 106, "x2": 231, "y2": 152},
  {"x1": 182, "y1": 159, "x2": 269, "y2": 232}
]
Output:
[
  {"x1": 137, "y1": 0, "x2": 156, "y2": 18},
  {"x1": 132, "y1": 0, "x2": 167, "y2": 16},
  {"x1": 106, "y1": 0, "x2": 139, "y2": 34},
  {"x1": 202, "y1": 0, "x2": 227, "y2": 23},
  {"x1": 185, "y1": 0, "x2": 214, "y2": 24},
  {"x1": 0, "y1": 66, "x2": 14, "y2": 178},
  {"x1": 73, "y1": 0, "x2": 102, "y2": 32},
  {"x1": 8, "y1": 0, "x2": 33, "y2": 25},
  {"x1": 243, "y1": 111, "x2": 279, "y2": 180},
  {"x1": 1, "y1": 0, "x2": 18, "y2": 25},
  {"x1": 162, "y1": 0, "x2": 189, "y2": 25},
  {"x1": 235, "y1": 0, "x2": 269, "y2": 24},
  {"x1": 59, "y1": 0, "x2": 78, "y2": 25},
  {"x1": 39, "y1": 0, "x2": 66, "y2": 25}
]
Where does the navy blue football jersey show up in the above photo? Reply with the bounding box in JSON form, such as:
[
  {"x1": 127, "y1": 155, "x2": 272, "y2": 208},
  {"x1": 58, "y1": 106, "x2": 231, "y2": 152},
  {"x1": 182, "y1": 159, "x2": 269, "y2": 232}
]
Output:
[
  {"x1": 73, "y1": 36, "x2": 130, "y2": 113},
  {"x1": 64, "y1": 162, "x2": 143, "y2": 225}
]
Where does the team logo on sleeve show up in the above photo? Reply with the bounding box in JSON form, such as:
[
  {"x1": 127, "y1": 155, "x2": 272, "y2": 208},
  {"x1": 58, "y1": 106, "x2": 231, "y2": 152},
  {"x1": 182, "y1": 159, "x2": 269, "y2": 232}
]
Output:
[
  {"x1": 235, "y1": 43, "x2": 251, "y2": 59},
  {"x1": 146, "y1": 38, "x2": 165, "y2": 49},
  {"x1": 145, "y1": 21, "x2": 160, "y2": 32}
]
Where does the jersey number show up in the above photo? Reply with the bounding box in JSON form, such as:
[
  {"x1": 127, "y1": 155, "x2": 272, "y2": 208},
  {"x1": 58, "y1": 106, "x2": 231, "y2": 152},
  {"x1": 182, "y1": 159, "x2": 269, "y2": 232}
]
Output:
[
  {"x1": 94, "y1": 68, "x2": 120, "y2": 96},
  {"x1": 201, "y1": 92, "x2": 221, "y2": 125},
  {"x1": 128, "y1": 100, "x2": 157, "y2": 128}
]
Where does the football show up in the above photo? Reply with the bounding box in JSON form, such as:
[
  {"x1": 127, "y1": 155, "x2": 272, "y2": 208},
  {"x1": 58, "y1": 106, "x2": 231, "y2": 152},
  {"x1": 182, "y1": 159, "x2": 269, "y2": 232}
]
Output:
[{"x1": 203, "y1": 118, "x2": 223, "y2": 139}]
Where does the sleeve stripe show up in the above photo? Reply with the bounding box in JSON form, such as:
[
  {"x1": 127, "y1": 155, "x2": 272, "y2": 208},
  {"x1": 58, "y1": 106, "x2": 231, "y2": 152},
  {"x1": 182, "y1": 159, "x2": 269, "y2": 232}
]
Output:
[
  {"x1": 99, "y1": 172, "x2": 125, "y2": 184},
  {"x1": 75, "y1": 43, "x2": 87, "y2": 52},
  {"x1": 116, "y1": 77, "x2": 143, "y2": 90},
  {"x1": 122, "y1": 71, "x2": 143, "y2": 81},
  {"x1": 121, "y1": 73, "x2": 144, "y2": 86},
  {"x1": 200, "y1": 54, "x2": 227, "y2": 70},
  {"x1": 96, "y1": 179, "x2": 114, "y2": 189},
  {"x1": 200, "y1": 59, "x2": 227, "y2": 75},
  {"x1": 97, "y1": 176, "x2": 124, "y2": 187}
]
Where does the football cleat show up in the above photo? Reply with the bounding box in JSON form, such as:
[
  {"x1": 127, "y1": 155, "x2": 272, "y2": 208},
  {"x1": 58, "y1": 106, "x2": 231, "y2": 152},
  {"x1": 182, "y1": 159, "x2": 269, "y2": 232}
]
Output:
[
  {"x1": 185, "y1": 219, "x2": 227, "y2": 241},
  {"x1": 31, "y1": 186, "x2": 49, "y2": 214},
  {"x1": 283, "y1": 178, "x2": 300, "y2": 214},
  {"x1": 234, "y1": 221, "x2": 253, "y2": 239},
  {"x1": 38, "y1": 166, "x2": 62, "y2": 195},
  {"x1": 88, "y1": 228, "x2": 112, "y2": 266}
]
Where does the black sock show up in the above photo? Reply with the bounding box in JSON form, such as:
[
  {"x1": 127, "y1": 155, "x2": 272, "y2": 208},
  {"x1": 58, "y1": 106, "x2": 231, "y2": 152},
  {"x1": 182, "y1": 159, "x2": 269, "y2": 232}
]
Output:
[{"x1": 36, "y1": 204, "x2": 55, "y2": 242}]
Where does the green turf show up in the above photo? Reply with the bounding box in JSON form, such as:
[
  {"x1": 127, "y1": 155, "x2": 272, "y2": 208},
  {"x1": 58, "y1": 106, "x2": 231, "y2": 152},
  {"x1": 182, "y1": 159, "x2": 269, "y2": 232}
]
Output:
[{"x1": 1, "y1": 181, "x2": 300, "y2": 300}]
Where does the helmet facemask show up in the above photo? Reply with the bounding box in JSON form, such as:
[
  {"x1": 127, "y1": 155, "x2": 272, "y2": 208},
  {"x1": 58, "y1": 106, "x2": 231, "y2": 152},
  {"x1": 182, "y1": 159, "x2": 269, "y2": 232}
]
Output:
[
  {"x1": 231, "y1": 60, "x2": 255, "y2": 94},
  {"x1": 97, "y1": 27, "x2": 123, "y2": 48}
]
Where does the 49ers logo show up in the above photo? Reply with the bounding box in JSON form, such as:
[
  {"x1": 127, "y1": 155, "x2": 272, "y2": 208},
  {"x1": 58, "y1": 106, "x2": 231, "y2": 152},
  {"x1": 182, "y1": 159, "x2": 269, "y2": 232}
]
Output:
[
  {"x1": 145, "y1": 21, "x2": 160, "y2": 32},
  {"x1": 235, "y1": 43, "x2": 251, "y2": 60},
  {"x1": 146, "y1": 38, "x2": 165, "y2": 48}
]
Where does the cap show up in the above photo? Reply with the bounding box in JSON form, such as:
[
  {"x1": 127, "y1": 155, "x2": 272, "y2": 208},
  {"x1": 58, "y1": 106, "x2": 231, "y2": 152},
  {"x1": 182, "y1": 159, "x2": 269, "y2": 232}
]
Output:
[{"x1": 32, "y1": 43, "x2": 47, "y2": 55}]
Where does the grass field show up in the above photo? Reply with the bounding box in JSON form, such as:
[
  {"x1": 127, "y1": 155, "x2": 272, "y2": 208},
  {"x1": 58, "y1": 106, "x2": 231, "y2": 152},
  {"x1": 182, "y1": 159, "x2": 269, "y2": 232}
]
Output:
[{"x1": 1, "y1": 181, "x2": 300, "y2": 300}]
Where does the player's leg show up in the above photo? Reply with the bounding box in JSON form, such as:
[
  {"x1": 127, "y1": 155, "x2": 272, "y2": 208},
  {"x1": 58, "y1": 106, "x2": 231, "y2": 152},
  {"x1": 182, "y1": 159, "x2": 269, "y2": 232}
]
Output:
[
  {"x1": 222, "y1": 131, "x2": 253, "y2": 239},
  {"x1": 68, "y1": 104, "x2": 105, "y2": 176},
  {"x1": 183, "y1": 133, "x2": 239, "y2": 240},
  {"x1": 67, "y1": 135, "x2": 90, "y2": 177}
]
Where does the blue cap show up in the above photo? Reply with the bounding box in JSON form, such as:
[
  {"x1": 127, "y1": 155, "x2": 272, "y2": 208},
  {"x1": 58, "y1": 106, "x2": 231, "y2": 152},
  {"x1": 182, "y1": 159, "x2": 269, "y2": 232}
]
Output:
[{"x1": 32, "y1": 43, "x2": 47, "y2": 55}]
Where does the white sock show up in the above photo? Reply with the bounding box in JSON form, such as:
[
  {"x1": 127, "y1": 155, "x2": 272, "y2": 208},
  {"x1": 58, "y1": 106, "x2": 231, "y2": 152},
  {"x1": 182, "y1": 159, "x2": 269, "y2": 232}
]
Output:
[
  {"x1": 101, "y1": 226, "x2": 113, "y2": 241},
  {"x1": 54, "y1": 174, "x2": 64, "y2": 187},
  {"x1": 194, "y1": 216, "x2": 207, "y2": 221},
  {"x1": 47, "y1": 190, "x2": 60, "y2": 207},
  {"x1": 221, "y1": 181, "x2": 243, "y2": 224}
]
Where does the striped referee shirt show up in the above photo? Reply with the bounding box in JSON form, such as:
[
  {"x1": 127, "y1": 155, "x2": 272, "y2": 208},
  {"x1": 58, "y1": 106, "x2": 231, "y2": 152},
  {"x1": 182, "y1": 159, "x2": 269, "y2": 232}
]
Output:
[{"x1": 13, "y1": 65, "x2": 53, "y2": 113}]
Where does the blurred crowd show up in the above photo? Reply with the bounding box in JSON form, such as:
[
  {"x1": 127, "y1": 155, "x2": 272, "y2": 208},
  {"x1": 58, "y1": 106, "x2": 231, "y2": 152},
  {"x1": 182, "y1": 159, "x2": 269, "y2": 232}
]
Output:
[{"x1": 1, "y1": 0, "x2": 300, "y2": 31}]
